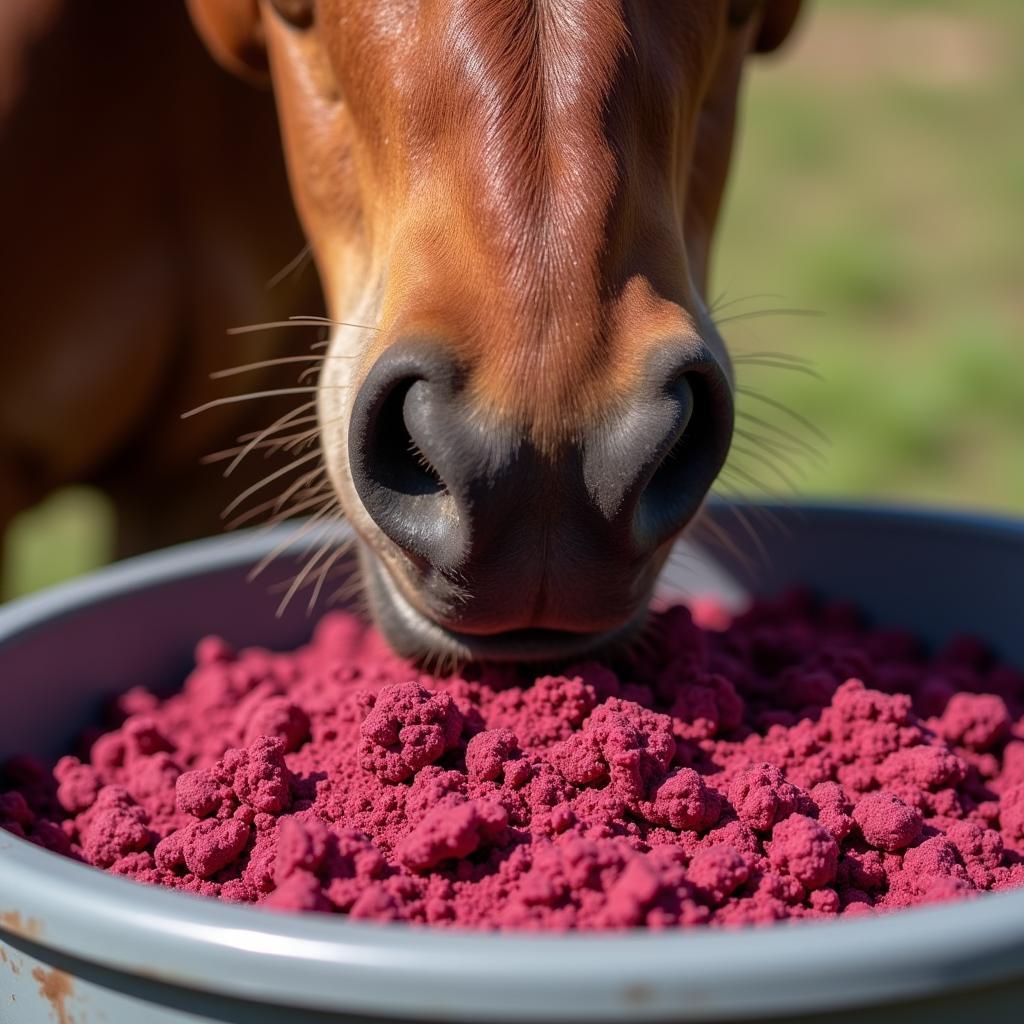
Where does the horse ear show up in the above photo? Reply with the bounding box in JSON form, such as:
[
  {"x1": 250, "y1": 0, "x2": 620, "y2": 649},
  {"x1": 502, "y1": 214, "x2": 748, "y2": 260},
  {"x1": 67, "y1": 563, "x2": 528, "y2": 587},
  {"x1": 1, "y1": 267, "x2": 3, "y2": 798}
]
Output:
[
  {"x1": 186, "y1": 0, "x2": 269, "y2": 82},
  {"x1": 755, "y1": 0, "x2": 804, "y2": 54}
]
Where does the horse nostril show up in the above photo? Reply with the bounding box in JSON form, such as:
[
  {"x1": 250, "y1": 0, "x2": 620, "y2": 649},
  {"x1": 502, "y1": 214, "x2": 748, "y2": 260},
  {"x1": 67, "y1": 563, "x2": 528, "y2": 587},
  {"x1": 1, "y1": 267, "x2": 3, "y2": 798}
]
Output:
[
  {"x1": 632, "y1": 371, "x2": 723, "y2": 548},
  {"x1": 372, "y1": 379, "x2": 445, "y2": 498},
  {"x1": 586, "y1": 348, "x2": 734, "y2": 554},
  {"x1": 348, "y1": 343, "x2": 464, "y2": 568},
  {"x1": 352, "y1": 339, "x2": 731, "y2": 612}
]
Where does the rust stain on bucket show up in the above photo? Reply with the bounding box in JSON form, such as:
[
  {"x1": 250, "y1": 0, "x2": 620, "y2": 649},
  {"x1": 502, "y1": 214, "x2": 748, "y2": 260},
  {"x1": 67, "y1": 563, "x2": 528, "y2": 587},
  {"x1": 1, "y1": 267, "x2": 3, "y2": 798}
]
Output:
[
  {"x1": 0, "y1": 942, "x2": 22, "y2": 975},
  {"x1": 0, "y1": 910, "x2": 44, "y2": 939},
  {"x1": 31, "y1": 965, "x2": 75, "y2": 1024}
]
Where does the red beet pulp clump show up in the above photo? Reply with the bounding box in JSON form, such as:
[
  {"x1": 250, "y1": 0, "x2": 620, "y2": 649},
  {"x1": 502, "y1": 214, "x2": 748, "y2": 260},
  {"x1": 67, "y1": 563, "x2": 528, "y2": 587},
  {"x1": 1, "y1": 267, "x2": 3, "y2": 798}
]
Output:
[{"x1": 4, "y1": 592, "x2": 1024, "y2": 930}]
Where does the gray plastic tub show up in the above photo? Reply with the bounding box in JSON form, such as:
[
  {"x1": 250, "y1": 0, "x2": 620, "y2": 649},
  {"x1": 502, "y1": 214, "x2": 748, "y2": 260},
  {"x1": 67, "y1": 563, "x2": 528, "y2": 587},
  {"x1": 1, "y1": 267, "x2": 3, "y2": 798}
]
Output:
[{"x1": 1, "y1": 501, "x2": 1023, "y2": 1023}]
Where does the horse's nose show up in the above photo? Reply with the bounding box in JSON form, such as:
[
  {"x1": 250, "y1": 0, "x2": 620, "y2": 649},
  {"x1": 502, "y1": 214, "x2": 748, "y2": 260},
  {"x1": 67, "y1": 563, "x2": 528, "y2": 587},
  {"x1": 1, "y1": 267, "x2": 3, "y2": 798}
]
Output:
[{"x1": 348, "y1": 339, "x2": 732, "y2": 597}]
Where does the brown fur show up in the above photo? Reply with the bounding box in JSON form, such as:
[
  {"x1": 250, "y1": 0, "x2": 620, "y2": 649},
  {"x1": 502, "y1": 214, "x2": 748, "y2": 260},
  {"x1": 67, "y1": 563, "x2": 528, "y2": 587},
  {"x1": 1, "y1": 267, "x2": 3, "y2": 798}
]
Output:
[{"x1": 0, "y1": 0, "x2": 322, "y2": 564}]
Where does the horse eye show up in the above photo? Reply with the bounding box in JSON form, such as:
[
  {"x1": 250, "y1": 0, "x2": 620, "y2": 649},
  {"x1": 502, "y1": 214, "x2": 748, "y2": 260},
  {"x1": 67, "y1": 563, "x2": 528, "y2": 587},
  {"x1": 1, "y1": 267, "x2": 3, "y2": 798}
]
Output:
[{"x1": 727, "y1": 0, "x2": 762, "y2": 27}]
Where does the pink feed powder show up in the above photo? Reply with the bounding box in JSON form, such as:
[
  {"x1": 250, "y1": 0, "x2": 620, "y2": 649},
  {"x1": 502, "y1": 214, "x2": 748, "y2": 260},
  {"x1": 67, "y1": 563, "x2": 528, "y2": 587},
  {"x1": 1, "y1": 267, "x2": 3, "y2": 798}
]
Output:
[{"x1": 4, "y1": 591, "x2": 1024, "y2": 930}]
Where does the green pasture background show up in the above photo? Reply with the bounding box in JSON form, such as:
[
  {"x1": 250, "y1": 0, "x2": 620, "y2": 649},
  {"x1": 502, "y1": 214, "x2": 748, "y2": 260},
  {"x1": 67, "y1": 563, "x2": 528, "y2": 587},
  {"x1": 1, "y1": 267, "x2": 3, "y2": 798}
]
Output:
[{"x1": 3, "y1": 0, "x2": 1022, "y2": 599}]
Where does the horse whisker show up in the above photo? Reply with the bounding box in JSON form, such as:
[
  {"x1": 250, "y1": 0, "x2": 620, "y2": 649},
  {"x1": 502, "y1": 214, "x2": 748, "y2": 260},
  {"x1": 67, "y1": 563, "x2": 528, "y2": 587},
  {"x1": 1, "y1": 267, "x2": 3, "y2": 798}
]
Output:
[
  {"x1": 203, "y1": 431, "x2": 314, "y2": 465},
  {"x1": 287, "y1": 315, "x2": 379, "y2": 328},
  {"x1": 210, "y1": 355, "x2": 324, "y2": 380},
  {"x1": 222, "y1": 404, "x2": 317, "y2": 476},
  {"x1": 689, "y1": 513, "x2": 755, "y2": 575},
  {"x1": 275, "y1": 531, "x2": 340, "y2": 617},
  {"x1": 724, "y1": 451, "x2": 801, "y2": 493},
  {"x1": 714, "y1": 307, "x2": 824, "y2": 326},
  {"x1": 736, "y1": 387, "x2": 831, "y2": 444},
  {"x1": 729, "y1": 444, "x2": 806, "y2": 487},
  {"x1": 733, "y1": 427, "x2": 825, "y2": 467},
  {"x1": 735, "y1": 409, "x2": 827, "y2": 456},
  {"x1": 226, "y1": 317, "x2": 380, "y2": 335},
  {"x1": 733, "y1": 350, "x2": 817, "y2": 366},
  {"x1": 247, "y1": 503, "x2": 340, "y2": 582},
  {"x1": 265, "y1": 243, "x2": 312, "y2": 290},
  {"x1": 307, "y1": 541, "x2": 356, "y2": 614},
  {"x1": 708, "y1": 292, "x2": 788, "y2": 315},
  {"x1": 221, "y1": 448, "x2": 322, "y2": 519},
  {"x1": 719, "y1": 462, "x2": 785, "y2": 497},
  {"x1": 202, "y1": 420, "x2": 322, "y2": 466},
  {"x1": 734, "y1": 358, "x2": 824, "y2": 381},
  {"x1": 329, "y1": 573, "x2": 367, "y2": 606},
  {"x1": 280, "y1": 428, "x2": 323, "y2": 454},
  {"x1": 225, "y1": 488, "x2": 329, "y2": 532},
  {"x1": 713, "y1": 498, "x2": 772, "y2": 569},
  {"x1": 233, "y1": 414, "x2": 319, "y2": 445},
  {"x1": 739, "y1": 501, "x2": 796, "y2": 540},
  {"x1": 183, "y1": 388, "x2": 323, "y2": 419},
  {"x1": 270, "y1": 465, "x2": 326, "y2": 515}
]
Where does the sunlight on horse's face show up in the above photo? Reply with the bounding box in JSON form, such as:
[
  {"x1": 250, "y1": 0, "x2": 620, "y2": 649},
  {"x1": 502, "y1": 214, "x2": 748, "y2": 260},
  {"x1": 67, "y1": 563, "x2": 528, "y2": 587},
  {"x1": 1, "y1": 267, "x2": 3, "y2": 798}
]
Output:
[{"x1": 189, "y1": 0, "x2": 802, "y2": 664}]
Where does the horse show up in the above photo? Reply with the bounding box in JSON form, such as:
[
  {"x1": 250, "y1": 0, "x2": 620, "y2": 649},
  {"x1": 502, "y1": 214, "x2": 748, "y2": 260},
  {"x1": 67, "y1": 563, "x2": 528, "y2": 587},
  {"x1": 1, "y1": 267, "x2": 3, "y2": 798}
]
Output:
[
  {"x1": 0, "y1": 0, "x2": 323, "y2": 563},
  {"x1": 2, "y1": 1, "x2": 802, "y2": 666},
  {"x1": 187, "y1": 0, "x2": 802, "y2": 663}
]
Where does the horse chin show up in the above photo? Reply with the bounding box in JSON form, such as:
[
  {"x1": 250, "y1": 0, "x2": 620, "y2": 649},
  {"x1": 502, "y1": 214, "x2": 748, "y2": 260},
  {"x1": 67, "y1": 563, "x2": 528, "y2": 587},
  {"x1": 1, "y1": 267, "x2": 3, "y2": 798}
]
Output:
[{"x1": 357, "y1": 547, "x2": 648, "y2": 669}]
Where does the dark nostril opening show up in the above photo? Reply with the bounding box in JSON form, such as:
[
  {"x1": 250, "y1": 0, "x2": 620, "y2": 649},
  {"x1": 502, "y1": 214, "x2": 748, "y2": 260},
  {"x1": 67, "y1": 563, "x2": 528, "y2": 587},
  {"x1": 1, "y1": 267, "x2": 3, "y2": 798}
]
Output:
[
  {"x1": 372, "y1": 381, "x2": 445, "y2": 499},
  {"x1": 638, "y1": 373, "x2": 695, "y2": 507},
  {"x1": 631, "y1": 363, "x2": 734, "y2": 552},
  {"x1": 349, "y1": 343, "x2": 465, "y2": 569}
]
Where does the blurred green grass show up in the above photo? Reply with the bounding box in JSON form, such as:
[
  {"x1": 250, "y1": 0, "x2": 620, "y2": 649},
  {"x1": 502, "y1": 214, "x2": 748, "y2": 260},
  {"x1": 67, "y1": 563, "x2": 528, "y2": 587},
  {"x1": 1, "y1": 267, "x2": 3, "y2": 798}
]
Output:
[
  {"x1": 718, "y1": 0, "x2": 1024, "y2": 509},
  {"x1": 3, "y1": 487, "x2": 115, "y2": 599},
  {"x1": 3, "y1": 0, "x2": 1022, "y2": 599}
]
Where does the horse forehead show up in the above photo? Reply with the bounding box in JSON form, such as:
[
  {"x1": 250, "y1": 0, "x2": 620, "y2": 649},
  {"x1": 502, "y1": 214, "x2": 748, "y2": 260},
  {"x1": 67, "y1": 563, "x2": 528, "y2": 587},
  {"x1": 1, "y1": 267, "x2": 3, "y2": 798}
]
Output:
[{"x1": 345, "y1": 0, "x2": 717, "y2": 102}]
